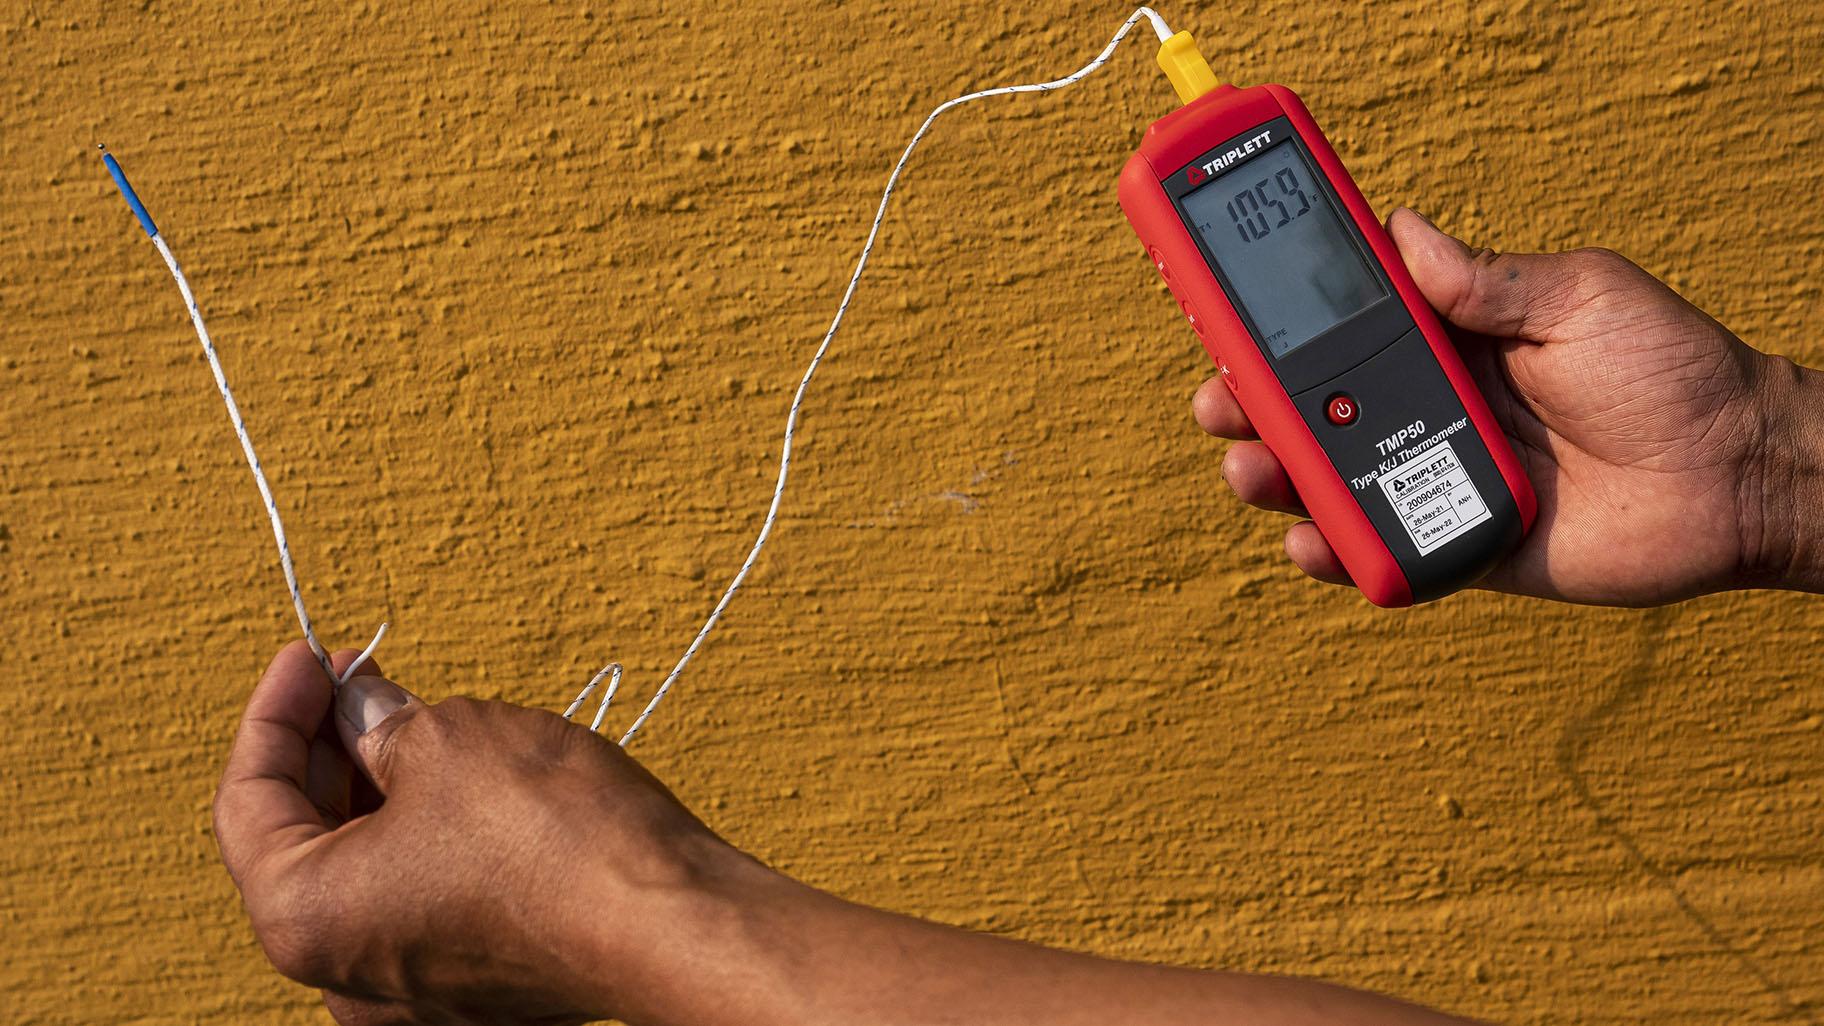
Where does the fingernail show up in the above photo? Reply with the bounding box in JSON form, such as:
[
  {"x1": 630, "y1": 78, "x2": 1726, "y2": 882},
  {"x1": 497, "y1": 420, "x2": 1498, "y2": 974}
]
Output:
[
  {"x1": 1406, "y1": 207, "x2": 1440, "y2": 230},
  {"x1": 337, "y1": 675, "x2": 408, "y2": 734}
]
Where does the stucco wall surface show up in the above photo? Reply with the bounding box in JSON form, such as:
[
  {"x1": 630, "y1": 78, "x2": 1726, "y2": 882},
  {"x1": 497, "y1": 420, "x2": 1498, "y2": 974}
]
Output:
[{"x1": 4, "y1": 1, "x2": 1823, "y2": 1023}]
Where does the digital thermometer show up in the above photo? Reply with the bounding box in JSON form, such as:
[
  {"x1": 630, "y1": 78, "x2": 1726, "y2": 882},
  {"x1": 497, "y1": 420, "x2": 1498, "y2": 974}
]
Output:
[{"x1": 1120, "y1": 34, "x2": 1536, "y2": 607}]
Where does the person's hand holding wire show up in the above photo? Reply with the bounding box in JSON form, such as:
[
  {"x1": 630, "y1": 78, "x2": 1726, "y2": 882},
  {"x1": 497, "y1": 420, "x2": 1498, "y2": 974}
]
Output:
[{"x1": 212, "y1": 642, "x2": 730, "y2": 1026}]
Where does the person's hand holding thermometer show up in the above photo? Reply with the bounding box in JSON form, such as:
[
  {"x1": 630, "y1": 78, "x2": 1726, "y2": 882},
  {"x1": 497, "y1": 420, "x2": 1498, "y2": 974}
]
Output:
[
  {"x1": 1123, "y1": 34, "x2": 1537, "y2": 606},
  {"x1": 1130, "y1": 38, "x2": 1817, "y2": 607},
  {"x1": 1194, "y1": 205, "x2": 1824, "y2": 607}
]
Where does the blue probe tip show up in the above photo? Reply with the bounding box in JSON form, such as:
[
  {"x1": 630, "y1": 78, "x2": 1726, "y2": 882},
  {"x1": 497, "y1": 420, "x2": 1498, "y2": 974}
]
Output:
[{"x1": 99, "y1": 145, "x2": 159, "y2": 238}]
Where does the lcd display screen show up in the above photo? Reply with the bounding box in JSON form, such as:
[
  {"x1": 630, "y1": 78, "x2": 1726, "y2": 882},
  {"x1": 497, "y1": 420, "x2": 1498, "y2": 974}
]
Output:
[{"x1": 1181, "y1": 141, "x2": 1385, "y2": 357}]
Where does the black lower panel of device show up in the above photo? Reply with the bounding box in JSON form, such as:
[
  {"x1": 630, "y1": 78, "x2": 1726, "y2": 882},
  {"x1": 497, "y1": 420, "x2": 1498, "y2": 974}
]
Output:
[{"x1": 1290, "y1": 329, "x2": 1522, "y2": 602}]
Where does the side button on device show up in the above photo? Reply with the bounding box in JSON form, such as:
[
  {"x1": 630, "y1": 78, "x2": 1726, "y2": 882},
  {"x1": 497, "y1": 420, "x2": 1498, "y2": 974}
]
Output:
[
  {"x1": 1218, "y1": 358, "x2": 1238, "y2": 394},
  {"x1": 1175, "y1": 295, "x2": 1205, "y2": 338},
  {"x1": 1148, "y1": 247, "x2": 1207, "y2": 341},
  {"x1": 1148, "y1": 246, "x2": 1172, "y2": 283},
  {"x1": 1325, "y1": 393, "x2": 1358, "y2": 426}
]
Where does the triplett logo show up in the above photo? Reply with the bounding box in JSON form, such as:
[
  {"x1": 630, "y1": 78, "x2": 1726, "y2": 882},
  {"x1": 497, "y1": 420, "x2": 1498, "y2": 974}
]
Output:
[{"x1": 1188, "y1": 128, "x2": 1274, "y2": 184}]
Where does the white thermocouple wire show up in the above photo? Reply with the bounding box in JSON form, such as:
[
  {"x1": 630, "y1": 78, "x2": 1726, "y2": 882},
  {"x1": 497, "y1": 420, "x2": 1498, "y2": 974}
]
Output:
[
  {"x1": 585, "y1": 6, "x2": 1175, "y2": 745},
  {"x1": 147, "y1": 228, "x2": 387, "y2": 689},
  {"x1": 113, "y1": 6, "x2": 1172, "y2": 744}
]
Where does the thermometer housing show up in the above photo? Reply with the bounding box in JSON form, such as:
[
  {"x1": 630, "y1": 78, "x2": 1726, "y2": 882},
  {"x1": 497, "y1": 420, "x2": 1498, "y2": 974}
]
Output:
[{"x1": 1120, "y1": 84, "x2": 1535, "y2": 606}]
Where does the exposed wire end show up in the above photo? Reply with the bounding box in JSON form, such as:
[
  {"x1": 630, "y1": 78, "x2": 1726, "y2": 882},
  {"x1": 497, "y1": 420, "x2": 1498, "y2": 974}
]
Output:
[{"x1": 339, "y1": 622, "x2": 390, "y2": 685}]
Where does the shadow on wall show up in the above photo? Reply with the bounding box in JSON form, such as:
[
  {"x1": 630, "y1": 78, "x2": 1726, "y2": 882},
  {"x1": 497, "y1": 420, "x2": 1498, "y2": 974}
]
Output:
[{"x1": 1553, "y1": 607, "x2": 1818, "y2": 1025}]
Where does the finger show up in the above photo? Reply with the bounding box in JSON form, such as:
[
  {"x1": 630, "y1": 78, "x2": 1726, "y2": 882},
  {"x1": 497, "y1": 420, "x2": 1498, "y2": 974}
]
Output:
[
  {"x1": 1285, "y1": 521, "x2": 1352, "y2": 586},
  {"x1": 1388, "y1": 207, "x2": 1630, "y2": 345},
  {"x1": 334, "y1": 675, "x2": 420, "y2": 792},
  {"x1": 214, "y1": 640, "x2": 337, "y2": 887},
  {"x1": 303, "y1": 733, "x2": 354, "y2": 828},
  {"x1": 322, "y1": 992, "x2": 411, "y2": 1026},
  {"x1": 1221, "y1": 442, "x2": 1305, "y2": 515},
  {"x1": 1192, "y1": 376, "x2": 1256, "y2": 439}
]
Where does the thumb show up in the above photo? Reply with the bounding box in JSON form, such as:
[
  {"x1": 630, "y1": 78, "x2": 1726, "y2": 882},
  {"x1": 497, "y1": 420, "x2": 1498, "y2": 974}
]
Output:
[
  {"x1": 334, "y1": 674, "x2": 420, "y2": 790},
  {"x1": 1388, "y1": 206, "x2": 1623, "y2": 344}
]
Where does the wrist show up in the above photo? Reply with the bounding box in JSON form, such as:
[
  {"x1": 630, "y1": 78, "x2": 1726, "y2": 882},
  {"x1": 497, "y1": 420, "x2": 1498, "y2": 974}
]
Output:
[
  {"x1": 1740, "y1": 352, "x2": 1824, "y2": 592},
  {"x1": 572, "y1": 829, "x2": 810, "y2": 1026}
]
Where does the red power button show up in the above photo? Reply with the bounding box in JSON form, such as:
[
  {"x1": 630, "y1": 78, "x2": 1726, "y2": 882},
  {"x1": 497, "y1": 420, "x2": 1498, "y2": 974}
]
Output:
[{"x1": 1325, "y1": 393, "x2": 1358, "y2": 426}]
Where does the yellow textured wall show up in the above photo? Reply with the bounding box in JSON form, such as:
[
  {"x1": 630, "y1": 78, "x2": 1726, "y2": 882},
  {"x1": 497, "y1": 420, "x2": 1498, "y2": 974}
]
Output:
[{"x1": 4, "y1": 1, "x2": 1822, "y2": 1022}]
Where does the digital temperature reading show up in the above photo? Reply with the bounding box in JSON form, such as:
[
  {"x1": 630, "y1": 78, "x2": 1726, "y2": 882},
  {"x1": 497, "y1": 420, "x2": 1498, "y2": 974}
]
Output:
[
  {"x1": 1120, "y1": 35, "x2": 1536, "y2": 607},
  {"x1": 1181, "y1": 142, "x2": 1384, "y2": 357}
]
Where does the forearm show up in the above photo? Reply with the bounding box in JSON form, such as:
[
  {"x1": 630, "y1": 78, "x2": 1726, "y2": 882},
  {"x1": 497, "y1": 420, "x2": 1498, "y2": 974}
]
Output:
[
  {"x1": 600, "y1": 845, "x2": 1483, "y2": 1026},
  {"x1": 1744, "y1": 353, "x2": 1824, "y2": 593}
]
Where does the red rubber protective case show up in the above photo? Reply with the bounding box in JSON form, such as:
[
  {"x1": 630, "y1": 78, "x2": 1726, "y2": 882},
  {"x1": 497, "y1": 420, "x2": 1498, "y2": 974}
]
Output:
[{"x1": 1119, "y1": 84, "x2": 1536, "y2": 606}]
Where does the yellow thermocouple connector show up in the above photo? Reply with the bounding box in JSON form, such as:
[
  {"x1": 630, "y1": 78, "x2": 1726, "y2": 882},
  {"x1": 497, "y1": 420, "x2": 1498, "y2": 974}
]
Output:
[{"x1": 1157, "y1": 30, "x2": 1219, "y2": 104}]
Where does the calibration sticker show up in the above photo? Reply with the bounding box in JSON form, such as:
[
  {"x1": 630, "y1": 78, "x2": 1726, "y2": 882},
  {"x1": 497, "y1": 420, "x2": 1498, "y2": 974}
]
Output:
[{"x1": 1375, "y1": 440, "x2": 1491, "y2": 555}]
